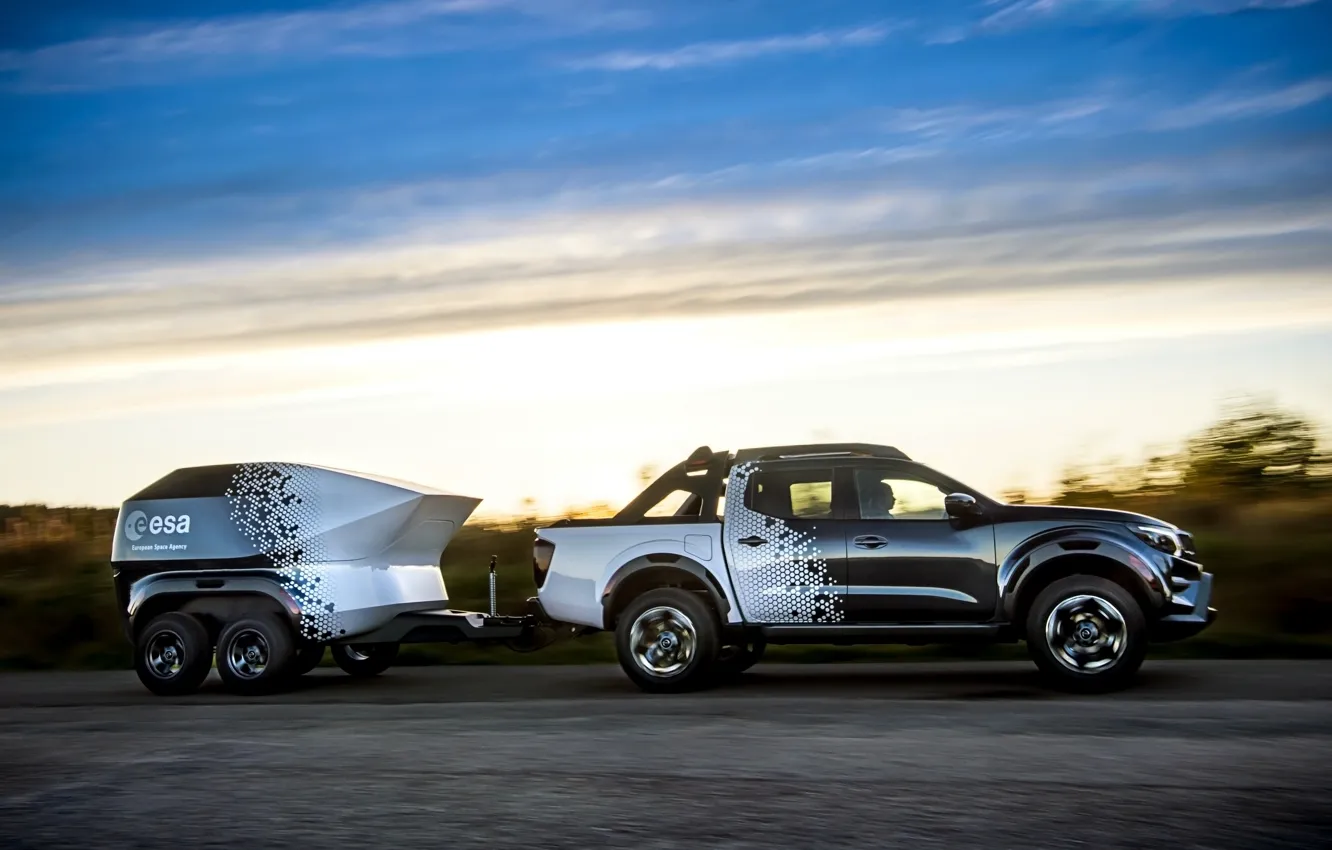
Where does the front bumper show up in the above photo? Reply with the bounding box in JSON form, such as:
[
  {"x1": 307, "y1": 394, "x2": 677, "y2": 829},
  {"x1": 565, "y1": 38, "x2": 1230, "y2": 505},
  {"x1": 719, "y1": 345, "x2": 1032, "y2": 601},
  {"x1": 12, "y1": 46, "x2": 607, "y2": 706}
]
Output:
[{"x1": 1152, "y1": 571, "x2": 1217, "y2": 642}]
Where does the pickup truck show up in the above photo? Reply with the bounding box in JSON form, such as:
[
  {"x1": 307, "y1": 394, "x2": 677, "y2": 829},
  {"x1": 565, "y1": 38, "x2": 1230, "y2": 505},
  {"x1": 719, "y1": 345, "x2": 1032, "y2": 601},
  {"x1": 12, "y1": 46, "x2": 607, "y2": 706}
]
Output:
[{"x1": 534, "y1": 443, "x2": 1216, "y2": 693}]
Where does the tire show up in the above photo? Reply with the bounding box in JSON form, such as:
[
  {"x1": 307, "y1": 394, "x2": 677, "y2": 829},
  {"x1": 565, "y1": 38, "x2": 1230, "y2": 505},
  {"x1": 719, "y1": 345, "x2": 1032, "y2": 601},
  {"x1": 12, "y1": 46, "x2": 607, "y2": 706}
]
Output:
[
  {"x1": 330, "y1": 642, "x2": 399, "y2": 677},
  {"x1": 615, "y1": 588, "x2": 721, "y2": 693},
  {"x1": 1026, "y1": 575, "x2": 1148, "y2": 693},
  {"x1": 291, "y1": 643, "x2": 325, "y2": 677},
  {"x1": 714, "y1": 638, "x2": 767, "y2": 680},
  {"x1": 215, "y1": 613, "x2": 296, "y2": 696},
  {"x1": 134, "y1": 612, "x2": 213, "y2": 696}
]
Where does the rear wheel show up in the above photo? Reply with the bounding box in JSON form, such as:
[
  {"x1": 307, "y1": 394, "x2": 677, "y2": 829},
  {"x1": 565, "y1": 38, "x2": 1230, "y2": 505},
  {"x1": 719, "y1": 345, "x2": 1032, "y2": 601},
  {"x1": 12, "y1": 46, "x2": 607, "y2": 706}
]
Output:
[
  {"x1": 1026, "y1": 575, "x2": 1147, "y2": 693},
  {"x1": 135, "y1": 612, "x2": 213, "y2": 696},
  {"x1": 330, "y1": 642, "x2": 399, "y2": 677},
  {"x1": 615, "y1": 588, "x2": 720, "y2": 693},
  {"x1": 215, "y1": 613, "x2": 296, "y2": 695}
]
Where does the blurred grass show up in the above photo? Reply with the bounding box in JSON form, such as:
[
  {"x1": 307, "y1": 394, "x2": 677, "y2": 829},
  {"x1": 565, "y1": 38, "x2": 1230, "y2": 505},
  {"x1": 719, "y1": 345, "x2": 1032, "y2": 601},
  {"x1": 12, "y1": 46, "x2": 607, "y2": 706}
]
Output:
[{"x1": 3, "y1": 400, "x2": 1330, "y2": 669}]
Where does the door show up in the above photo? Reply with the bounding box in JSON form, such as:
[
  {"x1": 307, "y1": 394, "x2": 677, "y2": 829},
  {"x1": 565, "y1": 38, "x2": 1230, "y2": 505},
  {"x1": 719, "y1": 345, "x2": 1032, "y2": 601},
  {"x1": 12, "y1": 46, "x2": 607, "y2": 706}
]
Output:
[
  {"x1": 842, "y1": 463, "x2": 997, "y2": 623},
  {"x1": 722, "y1": 460, "x2": 849, "y2": 624}
]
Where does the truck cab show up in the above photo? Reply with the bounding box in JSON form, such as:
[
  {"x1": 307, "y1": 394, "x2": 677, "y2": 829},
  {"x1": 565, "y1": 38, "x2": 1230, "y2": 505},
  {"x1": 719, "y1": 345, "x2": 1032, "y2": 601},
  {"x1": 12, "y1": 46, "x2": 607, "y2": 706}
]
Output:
[{"x1": 535, "y1": 444, "x2": 1216, "y2": 693}]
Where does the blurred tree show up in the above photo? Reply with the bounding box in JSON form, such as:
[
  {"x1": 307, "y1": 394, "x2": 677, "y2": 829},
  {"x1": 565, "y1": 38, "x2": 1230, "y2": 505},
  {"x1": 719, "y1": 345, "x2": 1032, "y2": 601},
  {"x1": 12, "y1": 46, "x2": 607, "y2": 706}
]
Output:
[
  {"x1": 520, "y1": 497, "x2": 538, "y2": 523},
  {"x1": 1181, "y1": 401, "x2": 1319, "y2": 494}
]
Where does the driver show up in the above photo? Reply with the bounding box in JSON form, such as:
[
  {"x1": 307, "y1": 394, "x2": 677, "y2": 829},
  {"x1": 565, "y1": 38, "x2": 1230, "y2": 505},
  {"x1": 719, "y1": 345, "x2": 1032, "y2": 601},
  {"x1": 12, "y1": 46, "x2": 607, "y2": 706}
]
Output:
[{"x1": 860, "y1": 478, "x2": 896, "y2": 519}]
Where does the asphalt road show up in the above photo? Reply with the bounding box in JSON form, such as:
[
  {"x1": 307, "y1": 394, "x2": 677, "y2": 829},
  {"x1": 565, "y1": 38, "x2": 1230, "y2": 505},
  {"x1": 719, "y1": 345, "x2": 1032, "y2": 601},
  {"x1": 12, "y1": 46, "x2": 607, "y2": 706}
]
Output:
[{"x1": 2, "y1": 661, "x2": 1330, "y2": 849}]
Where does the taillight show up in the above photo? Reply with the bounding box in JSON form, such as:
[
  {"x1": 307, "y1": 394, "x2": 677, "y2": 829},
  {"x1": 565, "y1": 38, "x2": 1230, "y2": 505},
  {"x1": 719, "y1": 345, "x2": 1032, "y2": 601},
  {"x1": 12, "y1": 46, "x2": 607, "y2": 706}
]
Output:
[{"x1": 533, "y1": 538, "x2": 555, "y2": 589}]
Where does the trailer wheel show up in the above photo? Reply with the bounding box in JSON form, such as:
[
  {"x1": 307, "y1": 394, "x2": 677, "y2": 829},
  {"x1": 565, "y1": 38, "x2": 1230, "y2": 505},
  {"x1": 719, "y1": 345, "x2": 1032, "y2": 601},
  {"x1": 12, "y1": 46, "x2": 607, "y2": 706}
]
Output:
[
  {"x1": 215, "y1": 613, "x2": 296, "y2": 695},
  {"x1": 615, "y1": 588, "x2": 720, "y2": 693},
  {"x1": 291, "y1": 643, "x2": 325, "y2": 677},
  {"x1": 135, "y1": 612, "x2": 213, "y2": 696},
  {"x1": 331, "y1": 642, "x2": 399, "y2": 677}
]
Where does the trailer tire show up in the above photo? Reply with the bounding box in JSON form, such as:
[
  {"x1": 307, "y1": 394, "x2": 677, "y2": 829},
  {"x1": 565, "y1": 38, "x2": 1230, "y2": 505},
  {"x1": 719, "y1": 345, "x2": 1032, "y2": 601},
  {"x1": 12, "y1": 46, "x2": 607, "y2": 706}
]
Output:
[
  {"x1": 615, "y1": 588, "x2": 720, "y2": 693},
  {"x1": 215, "y1": 613, "x2": 296, "y2": 695},
  {"x1": 291, "y1": 643, "x2": 325, "y2": 677},
  {"x1": 331, "y1": 642, "x2": 399, "y2": 677},
  {"x1": 135, "y1": 612, "x2": 213, "y2": 696}
]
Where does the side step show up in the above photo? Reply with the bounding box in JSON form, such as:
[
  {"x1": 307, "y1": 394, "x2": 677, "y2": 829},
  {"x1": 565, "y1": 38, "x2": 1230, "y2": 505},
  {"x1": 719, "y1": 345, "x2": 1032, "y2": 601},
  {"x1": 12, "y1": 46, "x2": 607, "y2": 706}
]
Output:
[
  {"x1": 760, "y1": 623, "x2": 1003, "y2": 645},
  {"x1": 346, "y1": 609, "x2": 530, "y2": 645}
]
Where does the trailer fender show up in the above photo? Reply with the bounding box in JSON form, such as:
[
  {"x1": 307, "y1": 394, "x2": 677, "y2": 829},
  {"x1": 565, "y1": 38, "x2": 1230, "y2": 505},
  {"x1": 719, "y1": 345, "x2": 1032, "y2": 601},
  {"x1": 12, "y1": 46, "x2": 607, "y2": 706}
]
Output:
[{"x1": 128, "y1": 572, "x2": 302, "y2": 637}]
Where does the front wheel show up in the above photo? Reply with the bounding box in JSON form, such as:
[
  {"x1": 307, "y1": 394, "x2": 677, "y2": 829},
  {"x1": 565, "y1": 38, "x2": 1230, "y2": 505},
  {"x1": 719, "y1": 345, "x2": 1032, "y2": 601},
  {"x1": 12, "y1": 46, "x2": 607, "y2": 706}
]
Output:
[
  {"x1": 330, "y1": 642, "x2": 399, "y2": 677},
  {"x1": 615, "y1": 588, "x2": 721, "y2": 693},
  {"x1": 1026, "y1": 575, "x2": 1147, "y2": 693}
]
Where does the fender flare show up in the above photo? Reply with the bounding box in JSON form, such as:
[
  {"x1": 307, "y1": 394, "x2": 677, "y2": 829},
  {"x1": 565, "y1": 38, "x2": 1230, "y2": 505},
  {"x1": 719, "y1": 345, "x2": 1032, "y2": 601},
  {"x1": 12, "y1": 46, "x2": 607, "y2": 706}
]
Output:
[
  {"x1": 600, "y1": 554, "x2": 733, "y2": 629},
  {"x1": 127, "y1": 571, "x2": 302, "y2": 636},
  {"x1": 999, "y1": 528, "x2": 1169, "y2": 622}
]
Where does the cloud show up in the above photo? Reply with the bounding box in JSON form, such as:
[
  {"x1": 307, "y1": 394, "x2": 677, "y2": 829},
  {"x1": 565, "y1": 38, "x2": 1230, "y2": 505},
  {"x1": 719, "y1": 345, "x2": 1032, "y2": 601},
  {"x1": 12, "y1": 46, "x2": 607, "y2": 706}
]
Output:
[
  {"x1": 979, "y1": 0, "x2": 1321, "y2": 31},
  {"x1": 0, "y1": 0, "x2": 648, "y2": 90},
  {"x1": 1149, "y1": 78, "x2": 1332, "y2": 129},
  {"x1": 566, "y1": 23, "x2": 899, "y2": 72},
  {"x1": 3, "y1": 142, "x2": 1329, "y2": 387},
  {"x1": 881, "y1": 77, "x2": 1332, "y2": 143}
]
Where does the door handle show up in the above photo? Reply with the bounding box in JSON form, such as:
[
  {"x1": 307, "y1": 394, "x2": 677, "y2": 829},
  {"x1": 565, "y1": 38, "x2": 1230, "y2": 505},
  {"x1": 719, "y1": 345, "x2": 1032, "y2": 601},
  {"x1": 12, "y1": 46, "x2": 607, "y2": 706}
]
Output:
[
  {"x1": 738, "y1": 535, "x2": 768, "y2": 547},
  {"x1": 853, "y1": 534, "x2": 889, "y2": 550}
]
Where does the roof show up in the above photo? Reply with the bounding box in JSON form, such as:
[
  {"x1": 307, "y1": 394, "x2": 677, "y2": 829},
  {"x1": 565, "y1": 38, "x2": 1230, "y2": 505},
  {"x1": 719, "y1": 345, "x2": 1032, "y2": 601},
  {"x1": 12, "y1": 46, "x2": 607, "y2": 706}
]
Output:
[{"x1": 730, "y1": 443, "x2": 910, "y2": 464}]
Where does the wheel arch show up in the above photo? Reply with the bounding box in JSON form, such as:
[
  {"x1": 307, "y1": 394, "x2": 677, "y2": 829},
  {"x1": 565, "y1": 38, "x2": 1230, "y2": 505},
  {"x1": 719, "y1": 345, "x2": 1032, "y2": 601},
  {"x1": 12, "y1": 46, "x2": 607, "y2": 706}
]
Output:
[
  {"x1": 601, "y1": 555, "x2": 730, "y2": 630},
  {"x1": 1005, "y1": 543, "x2": 1164, "y2": 627},
  {"x1": 129, "y1": 574, "x2": 301, "y2": 640}
]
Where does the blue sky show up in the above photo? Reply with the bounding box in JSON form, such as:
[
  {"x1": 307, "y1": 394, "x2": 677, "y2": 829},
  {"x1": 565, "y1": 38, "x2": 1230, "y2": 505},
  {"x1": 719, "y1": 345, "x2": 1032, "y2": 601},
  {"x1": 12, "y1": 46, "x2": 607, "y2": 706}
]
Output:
[{"x1": 1, "y1": 0, "x2": 1330, "y2": 511}]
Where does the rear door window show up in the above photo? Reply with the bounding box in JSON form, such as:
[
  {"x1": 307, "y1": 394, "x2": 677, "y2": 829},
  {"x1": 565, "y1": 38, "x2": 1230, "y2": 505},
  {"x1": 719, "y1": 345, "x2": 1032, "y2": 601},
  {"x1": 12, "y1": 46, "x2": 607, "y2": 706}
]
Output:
[{"x1": 746, "y1": 467, "x2": 838, "y2": 519}]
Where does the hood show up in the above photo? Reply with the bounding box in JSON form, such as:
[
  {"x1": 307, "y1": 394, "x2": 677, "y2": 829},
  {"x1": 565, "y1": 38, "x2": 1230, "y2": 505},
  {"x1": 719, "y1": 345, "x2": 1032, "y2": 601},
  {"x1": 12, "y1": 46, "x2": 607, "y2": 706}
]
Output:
[
  {"x1": 995, "y1": 503, "x2": 1173, "y2": 529},
  {"x1": 112, "y1": 462, "x2": 481, "y2": 564}
]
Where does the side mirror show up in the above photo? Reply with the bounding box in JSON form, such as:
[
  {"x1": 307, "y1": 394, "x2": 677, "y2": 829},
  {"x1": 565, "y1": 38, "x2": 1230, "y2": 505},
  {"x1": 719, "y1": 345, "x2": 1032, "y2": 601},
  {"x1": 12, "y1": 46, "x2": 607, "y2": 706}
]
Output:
[{"x1": 945, "y1": 493, "x2": 982, "y2": 519}]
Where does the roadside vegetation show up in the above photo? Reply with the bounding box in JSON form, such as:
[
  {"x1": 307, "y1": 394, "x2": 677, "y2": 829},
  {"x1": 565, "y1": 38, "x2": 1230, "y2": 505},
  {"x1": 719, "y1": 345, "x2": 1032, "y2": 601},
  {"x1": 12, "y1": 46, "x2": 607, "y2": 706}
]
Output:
[{"x1": 2, "y1": 400, "x2": 1329, "y2": 669}]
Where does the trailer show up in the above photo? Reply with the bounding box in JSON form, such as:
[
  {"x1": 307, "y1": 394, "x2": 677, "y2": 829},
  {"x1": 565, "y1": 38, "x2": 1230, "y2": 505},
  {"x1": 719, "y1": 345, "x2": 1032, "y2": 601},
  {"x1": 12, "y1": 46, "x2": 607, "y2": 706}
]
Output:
[{"x1": 113, "y1": 462, "x2": 559, "y2": 695}]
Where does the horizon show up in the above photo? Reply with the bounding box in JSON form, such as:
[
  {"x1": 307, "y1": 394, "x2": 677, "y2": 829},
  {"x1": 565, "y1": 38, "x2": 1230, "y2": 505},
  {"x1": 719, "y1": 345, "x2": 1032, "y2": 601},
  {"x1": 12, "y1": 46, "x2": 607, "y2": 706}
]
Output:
[
  {"x1": 3, "y1": 0, "x2": 1331, "y2": 513},
  {"x1": 2, "y1": 394, "x2": 1327, "y2": 517}
]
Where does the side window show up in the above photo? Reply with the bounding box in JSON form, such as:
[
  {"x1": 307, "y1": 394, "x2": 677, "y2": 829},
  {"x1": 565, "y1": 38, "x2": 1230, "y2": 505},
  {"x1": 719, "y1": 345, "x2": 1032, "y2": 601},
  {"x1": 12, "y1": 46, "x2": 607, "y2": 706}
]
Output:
[
  {"x1": 854, "y1": 468, "x2": 948, "y2": 520},
  {"x1": 746, "y1": 467, "x2": 836, "y2": 519}
]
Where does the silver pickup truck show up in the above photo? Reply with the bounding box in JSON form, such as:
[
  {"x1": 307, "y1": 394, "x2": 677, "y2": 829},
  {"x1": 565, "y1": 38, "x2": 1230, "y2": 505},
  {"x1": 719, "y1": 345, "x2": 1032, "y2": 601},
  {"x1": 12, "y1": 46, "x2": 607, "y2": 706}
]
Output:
[{"x1": 535, "y1": 443, "x2": 1216, "y2": 693}]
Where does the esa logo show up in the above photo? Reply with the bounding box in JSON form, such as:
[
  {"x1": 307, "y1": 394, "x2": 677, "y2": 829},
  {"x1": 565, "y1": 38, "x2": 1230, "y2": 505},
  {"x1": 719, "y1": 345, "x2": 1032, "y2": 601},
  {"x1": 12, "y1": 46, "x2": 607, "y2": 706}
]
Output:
[{"x1": 123, "y1": 510, "x2": 192, "y2": 541}]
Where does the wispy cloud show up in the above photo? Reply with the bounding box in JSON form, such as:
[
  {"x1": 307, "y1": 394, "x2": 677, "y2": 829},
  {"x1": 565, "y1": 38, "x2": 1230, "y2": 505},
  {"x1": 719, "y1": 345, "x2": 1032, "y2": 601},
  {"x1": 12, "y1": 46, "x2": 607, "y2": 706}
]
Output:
[
  {"x1": 882, "y1": 76, "x2": 1332, "y2": 143},
  {"x1": 0, "y1": 0, "x2": 648, "y2": 90},
  {"x1": 979, "y1": 0, "x2": 1321, "y2": 31},
  {"x1": 1149, "y1": 77, "x2": 1332, "y2": 128},
  {"x1": 3, "y1": 142, "x2": 1328, "y2": 385},
  {"x1": 566, "y1": 23, "x2": 899, "y2": 72}
]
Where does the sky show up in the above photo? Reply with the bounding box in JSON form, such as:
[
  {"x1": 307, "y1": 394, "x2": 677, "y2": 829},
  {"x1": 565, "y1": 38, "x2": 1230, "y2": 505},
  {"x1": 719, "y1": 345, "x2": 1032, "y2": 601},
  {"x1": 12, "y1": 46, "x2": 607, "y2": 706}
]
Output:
[{"x1": 1, "y1": 0, "x2": 1330, "y2": 516}]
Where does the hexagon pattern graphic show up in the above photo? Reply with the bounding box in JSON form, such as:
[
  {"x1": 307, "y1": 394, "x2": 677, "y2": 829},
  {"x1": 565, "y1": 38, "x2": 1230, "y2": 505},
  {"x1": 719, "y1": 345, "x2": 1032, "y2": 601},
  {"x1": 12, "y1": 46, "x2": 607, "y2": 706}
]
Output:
[
  {"x1": 226, "y1": 463, "x2": 342, "y2": 641},
  {"x1": 723, "y1": 462, "x2": 844, "y2": 624}
]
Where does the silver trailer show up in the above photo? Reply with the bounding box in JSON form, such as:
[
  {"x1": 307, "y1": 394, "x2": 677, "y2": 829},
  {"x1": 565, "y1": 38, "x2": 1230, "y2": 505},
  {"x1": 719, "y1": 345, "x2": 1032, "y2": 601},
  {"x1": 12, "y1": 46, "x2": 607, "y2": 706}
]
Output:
[{"x1": 113, "y1": 462, "x2": 538, "y2": 695}]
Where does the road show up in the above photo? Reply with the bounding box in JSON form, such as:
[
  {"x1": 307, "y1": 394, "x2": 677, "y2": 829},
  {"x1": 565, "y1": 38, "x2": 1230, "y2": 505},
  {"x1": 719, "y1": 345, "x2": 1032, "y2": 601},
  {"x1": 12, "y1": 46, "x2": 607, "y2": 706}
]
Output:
[{"x1": 2, "y1": 661, "x2": 1330, "y2": 849}]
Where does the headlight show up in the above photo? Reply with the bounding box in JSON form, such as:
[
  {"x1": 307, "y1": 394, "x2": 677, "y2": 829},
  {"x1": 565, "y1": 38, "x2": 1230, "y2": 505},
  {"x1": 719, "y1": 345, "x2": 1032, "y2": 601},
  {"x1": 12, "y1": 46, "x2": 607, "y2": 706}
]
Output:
[{"x1": 1131, "y1": 524, "x2": 1182, "y2": 556}]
